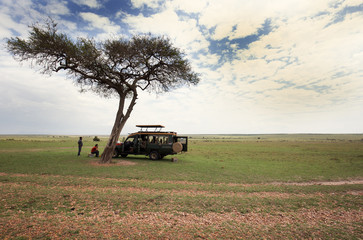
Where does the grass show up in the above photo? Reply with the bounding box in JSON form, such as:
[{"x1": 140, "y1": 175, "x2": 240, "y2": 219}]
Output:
[
  {"x1": 1, "y1": 135, "x2": 362, "y2": 183},
  {"x1": 0, "y1": 134, "x2": 362, "y2": 239}
]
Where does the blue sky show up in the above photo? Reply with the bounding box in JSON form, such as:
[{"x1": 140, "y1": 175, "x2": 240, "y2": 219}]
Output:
[{"x1": 0, "y1": 0, "x2": 362, "y2": 135}]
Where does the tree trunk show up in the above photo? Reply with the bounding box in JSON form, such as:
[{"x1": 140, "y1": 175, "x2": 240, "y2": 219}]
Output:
[{"x1": 99, "y1": 91, "x2": 138, "y2": 163}]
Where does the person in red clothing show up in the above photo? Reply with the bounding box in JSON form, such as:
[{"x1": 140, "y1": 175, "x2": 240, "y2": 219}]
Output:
[{"x1": 91, "y1": 144, "x2": 99, "y2": 157}]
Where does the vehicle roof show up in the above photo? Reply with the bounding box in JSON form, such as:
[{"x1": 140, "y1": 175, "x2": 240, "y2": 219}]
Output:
[
  {"x1": 128, "y1": 132, "x2": 177, "y2": 137},
  {"x1": 127, "y1": 125, "x2": 176, "y2": 137},
  {"x1": 136, "y1": 125, "x2": 165, "y2": 128}
]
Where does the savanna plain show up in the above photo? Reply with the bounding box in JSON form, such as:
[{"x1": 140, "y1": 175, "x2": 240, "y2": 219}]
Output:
[{"x1": 0, "y1": 134, "x2": 362, "y2": 239}]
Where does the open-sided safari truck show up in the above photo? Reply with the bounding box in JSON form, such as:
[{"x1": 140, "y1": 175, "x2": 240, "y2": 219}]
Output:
[{"x1": 113, "y1": 125, "x2": 188, "y2": 160}]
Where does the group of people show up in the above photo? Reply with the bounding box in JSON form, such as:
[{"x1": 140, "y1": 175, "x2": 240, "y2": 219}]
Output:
[{"x1": 77, "y1": 137, "x2": 100, "y2": 157}]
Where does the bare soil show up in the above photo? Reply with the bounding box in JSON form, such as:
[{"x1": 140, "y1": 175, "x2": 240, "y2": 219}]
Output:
[{"x1": 89, "y1": 160, "x2": 137, "y2": 166}]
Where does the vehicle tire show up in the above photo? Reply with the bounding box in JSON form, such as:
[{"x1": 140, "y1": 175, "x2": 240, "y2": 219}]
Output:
[
  {"x1": 112, "y1": 150, "x2": 119, "y2": 158},
  {"x1": 172, "y1": 142, "x2": 183, "y2": 153},
  {"x1": 149, "y1": 151, "x2": 160, "y2": 160},
  {"x1": 121, "y1": 154, "x2": 128, "y2": 158}
]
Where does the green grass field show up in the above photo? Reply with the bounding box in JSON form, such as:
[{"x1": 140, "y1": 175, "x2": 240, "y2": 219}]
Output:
[{"x1": 0, "y1": 134, "x2": 362, "y2": 239}]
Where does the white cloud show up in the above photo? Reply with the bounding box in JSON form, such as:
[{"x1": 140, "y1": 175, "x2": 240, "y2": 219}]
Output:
[
  {"x1": 123, "y1": 8, "x2": 207, "y2": 53},
  {"x1": 166, "y1": 0, "x2": 207, "y2": 13},
  {"x1": 72, "y1": 0, "x2": 102, "y2": 9},
  {"x1": 0, "y1": 12, "x2": 24, "y2": 39},
  {"x1": 130, "y1": 0, "x2": 162, "y2": 9},
  {"x1": 196, "y1": 52, "x2": 220, "y2": 66},
  {"x1": 199, "y1": 0, "x2": 267, "y2": 40},
  {"x1": 203, "y1": 0, "x2": 363, "y2": 115},
  {"x1": 80, "y1": 12, "x2": 121, "y2": 34},
  {"x1": 0, "y1": 0, "x2": 43, "y2": 37},
  {"x1": 0, "y1": 50, "x2": 119, "y2": 135},
  {"x1": 41, "y1": 0, "x2": 70, "y2": 16}
]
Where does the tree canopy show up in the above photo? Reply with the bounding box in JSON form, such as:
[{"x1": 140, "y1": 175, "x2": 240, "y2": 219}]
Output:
[
  {"x1": 7, "y1": 20, "x2": 200, "y2": 163},
  {"x1": 7, "y1": 21, "x2": 199, "y2": 97}
]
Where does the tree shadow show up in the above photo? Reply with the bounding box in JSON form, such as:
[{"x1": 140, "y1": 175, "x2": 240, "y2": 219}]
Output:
[{"x1": 114, "y1": 155, "x2": 177, "y2": 163}]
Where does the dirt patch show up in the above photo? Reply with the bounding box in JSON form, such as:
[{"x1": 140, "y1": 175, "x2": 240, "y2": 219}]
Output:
[
  {"x1": 0, "y1": 172, "x2": 362, "y2": 186},
  {"x1": 145, "y1": 179, "x2": 363, "y2": 188},
  {"x1": 89, "y1": 160, "x2": 137, "y2": 167},
  {"x1": 221, "y1": 179, "x2": 363, "y2": 187},
  {"x1": 0, "y1": 180, "x2": 350, "y2": 200},
  {"x1": 272, "y1": 180, "x2": 363, "y2": 186},
  {"x1": 346, "y1": 190, "x2": 363, "y2": 196}
]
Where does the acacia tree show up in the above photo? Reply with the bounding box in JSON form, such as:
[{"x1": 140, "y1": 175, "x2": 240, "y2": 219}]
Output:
[{"x1": 7, "y1": 20, "x2": 200, "y2": 163}]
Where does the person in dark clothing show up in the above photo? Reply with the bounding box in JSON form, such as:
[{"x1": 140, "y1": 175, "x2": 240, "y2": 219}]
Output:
[
  {"x1": 78, "y1": 137, "x2": 83, "y2": 156},
  {"x1": 91, "y1": 144, "x2": 99, "y2": 157}
]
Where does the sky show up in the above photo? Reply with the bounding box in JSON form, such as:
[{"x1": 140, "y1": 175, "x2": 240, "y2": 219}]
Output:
[{"x1": 0, "y1": 0, "x2": 362, "y2": 135}]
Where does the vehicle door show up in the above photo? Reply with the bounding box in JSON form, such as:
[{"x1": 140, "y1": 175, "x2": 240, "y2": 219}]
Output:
[
  {"x1": 175, "y1": 136, "x2": 188, "y2": 152},
  {"x1": 123, "y1": 135, "x2": 138, "y2": 153},
  {"x1": 147, "y1": 135, "x2": 162, "y2": 153},
  {"x1": 158, "y1": 135, "x2": 173, "y2": 155},
  {"x1": 139, "y1": 135, "x2": 148, "y2": 154}
]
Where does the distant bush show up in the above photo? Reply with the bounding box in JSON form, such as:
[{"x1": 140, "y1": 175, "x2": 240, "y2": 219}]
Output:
[{"x1": 93, "y1": 136, "x2": 100, "y2": 142}]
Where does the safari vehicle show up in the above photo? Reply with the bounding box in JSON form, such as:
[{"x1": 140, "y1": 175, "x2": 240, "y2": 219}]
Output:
[{"x1": 113, "y1": 125, "x2": 188, "y2": 160}]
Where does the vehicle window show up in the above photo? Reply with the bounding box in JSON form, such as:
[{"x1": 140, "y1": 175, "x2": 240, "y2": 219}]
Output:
[
  {"x1": 126, "y1": 136, "x2": 136, "y2": 143},
  {"x1": 150, "y1": 136, "x2": 157, "y2": 143},
  {"x1": 140, "y1": 135, "x2": 148, "y2": 149},
  {"x1": 124, "y1": 136, "x2": 137, "y2": 151},
  {"x1": 177, "y1": 137, "x2": 187, "y2": 144},
  {"x1": 160, "y1": 136, "x2": 170, "y2": 144},
  {"x1": 147, "y1": 135, "x2": 171, "y2": 144},
  {"x1": 141, "y1": 135, "x2": 148, "y2": 142}
]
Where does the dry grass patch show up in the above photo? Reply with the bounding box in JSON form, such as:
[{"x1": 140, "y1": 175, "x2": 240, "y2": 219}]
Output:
[
  {"x1": 1, "y1": 174, "x2": 362, "y2": 239},
  {"x1": 1, "y1": 208, "x2": 361, "y2": 239}
]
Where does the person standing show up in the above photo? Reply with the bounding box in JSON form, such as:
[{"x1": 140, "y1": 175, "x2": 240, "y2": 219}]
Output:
[{"x1": 78, "y1": 137, "x2": 83, "y2": 156}]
